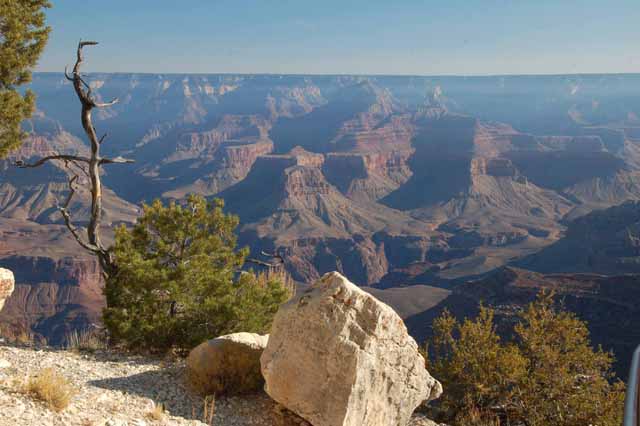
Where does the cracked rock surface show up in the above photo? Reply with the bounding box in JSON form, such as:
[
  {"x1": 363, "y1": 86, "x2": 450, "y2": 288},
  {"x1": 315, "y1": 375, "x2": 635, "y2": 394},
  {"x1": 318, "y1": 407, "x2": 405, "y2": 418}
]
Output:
[{"x1": 261, "y1": 271, "x2": 442, "y2": 426}]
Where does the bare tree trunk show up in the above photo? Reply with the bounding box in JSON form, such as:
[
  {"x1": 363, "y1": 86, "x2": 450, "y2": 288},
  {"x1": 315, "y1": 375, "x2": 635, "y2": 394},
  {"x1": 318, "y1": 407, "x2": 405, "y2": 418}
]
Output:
[{"x1": 16, "y1": 40, "x2": 133, "y2": 279}]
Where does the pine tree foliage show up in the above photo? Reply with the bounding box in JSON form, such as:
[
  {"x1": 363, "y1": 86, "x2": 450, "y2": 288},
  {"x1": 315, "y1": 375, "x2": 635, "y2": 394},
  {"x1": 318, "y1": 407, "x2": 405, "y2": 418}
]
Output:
[
  {"x1": 426, "y1": 293, "x2": 625, "y2": 426},
  {"x1": 0, "y1": 0, "x2": 50, "y2": 157},
  {"x1": 103, "y1": 195, "x2": 290, "y2": 351}
]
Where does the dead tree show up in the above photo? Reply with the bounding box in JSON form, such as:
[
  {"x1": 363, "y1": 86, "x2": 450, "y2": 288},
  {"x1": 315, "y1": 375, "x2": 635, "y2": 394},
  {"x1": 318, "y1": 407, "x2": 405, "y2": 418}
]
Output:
[{"x1": 16, "y1": 40, "x2": 133, "y2": 278}]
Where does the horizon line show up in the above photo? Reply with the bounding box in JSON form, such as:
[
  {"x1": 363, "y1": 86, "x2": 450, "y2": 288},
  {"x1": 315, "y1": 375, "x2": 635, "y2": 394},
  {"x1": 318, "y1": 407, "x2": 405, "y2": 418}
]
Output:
[{"x1": 32, "y1": 70, "x2": 640, "y2": 78}]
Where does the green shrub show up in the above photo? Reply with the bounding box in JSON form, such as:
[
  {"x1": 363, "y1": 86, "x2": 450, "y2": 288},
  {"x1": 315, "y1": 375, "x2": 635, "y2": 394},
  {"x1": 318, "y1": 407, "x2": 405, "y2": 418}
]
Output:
[
  {"x1": 426, "y1": 292, "x2": 625, "y2": 426},
  {"x1": 103, "y1": 194, "x2": 290, "y2": 352},
  {"x1": 0, "y1": 0, "x2": 51, "y2": 157}
]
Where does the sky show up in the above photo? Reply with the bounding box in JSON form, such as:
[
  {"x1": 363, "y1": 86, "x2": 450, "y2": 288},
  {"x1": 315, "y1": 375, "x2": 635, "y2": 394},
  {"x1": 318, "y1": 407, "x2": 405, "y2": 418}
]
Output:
[{"x1": 35, "y1": 0, "x2": 640, "y2": 76}]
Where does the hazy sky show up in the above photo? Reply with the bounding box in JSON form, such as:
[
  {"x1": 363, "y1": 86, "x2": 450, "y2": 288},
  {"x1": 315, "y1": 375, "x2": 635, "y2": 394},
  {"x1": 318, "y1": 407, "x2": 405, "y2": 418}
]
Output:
[{"x1": 36, "y1": 0, "x2": 640, "y2": 75}]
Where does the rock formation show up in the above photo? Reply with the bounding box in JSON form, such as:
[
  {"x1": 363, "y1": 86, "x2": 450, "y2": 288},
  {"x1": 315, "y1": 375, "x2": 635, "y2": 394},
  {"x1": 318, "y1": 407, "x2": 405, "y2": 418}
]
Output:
[
  {"x1": 221, "y1": 148, "x2": 432, "y2": 286},
  {"x1": 7, "y1": 73, "x2": 640, "y2": 343},
  {"x1": 517, "y1": 200, "x2": 640, "y2": 275},
  {"x1": 261, "y1": 272, "x2": 441, "y2": 426},
  {"x1": 186, "y1": 332, "x2": 269, "y2": 396},
  {"x1": 0, "y1": 268, "x2": 13, "y2": 312}
]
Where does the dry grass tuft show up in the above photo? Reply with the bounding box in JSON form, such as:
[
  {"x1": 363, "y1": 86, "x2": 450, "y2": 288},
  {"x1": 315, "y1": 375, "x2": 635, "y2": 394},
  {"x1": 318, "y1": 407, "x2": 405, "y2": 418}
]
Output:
[
  {"x1": 14, "y1": 329, "x2": 35, "y2": 345},
  {"x1": 203, "y1": 395, "x2": 216, "y2": 425},
  {"x1": 145, "y1": 401, "x2": 165, "y2": 421},
  {"x1": 191, "y1": 395, "x2": 216, "y2": 425},
  {"x1": 65, "y1": 328, "x2": 107, "y2": 352},
  {"x1": 21, "y1": 367, "x2": 77, "y2": 412}
]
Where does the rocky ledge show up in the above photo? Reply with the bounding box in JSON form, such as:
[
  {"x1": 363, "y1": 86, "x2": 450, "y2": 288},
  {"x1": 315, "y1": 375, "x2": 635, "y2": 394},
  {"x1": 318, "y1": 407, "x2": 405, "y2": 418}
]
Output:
[{"x1": 0, "y1": 344, "x2": 439, "y2": 426}]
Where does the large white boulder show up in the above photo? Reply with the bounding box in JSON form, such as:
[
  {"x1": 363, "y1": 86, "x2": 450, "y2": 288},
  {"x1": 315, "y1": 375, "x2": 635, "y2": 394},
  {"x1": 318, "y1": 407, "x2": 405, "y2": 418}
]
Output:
[
  {"x1": 0, "y1": 268, "x2": 14, "y2": 312},
  {"x1": 261, "y1": 271, "x2": 442, "y2": 426},
  {"x1": 186, "y1": 332, "x2": 268, "y2": 395}
]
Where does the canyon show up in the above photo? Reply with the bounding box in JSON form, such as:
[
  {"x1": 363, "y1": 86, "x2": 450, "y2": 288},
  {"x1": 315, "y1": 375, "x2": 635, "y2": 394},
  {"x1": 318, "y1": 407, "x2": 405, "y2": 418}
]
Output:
[{"x1": 2, "y1": 73, "x2": 640, "y2": 368}]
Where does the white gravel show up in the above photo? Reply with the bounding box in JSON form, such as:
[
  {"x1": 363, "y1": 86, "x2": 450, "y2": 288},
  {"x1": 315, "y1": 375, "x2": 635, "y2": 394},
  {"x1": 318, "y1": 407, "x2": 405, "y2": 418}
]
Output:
[{"x1": 0, "y1": 344, "x2": 439, "y2": 426}]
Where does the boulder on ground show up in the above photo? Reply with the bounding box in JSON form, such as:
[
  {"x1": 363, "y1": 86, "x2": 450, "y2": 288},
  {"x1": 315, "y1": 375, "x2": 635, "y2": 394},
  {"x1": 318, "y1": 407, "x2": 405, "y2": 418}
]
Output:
[
  {"x1": 0, "y1": 268, "x2": 14, "y2": 312},
  {"x1": 261, "y1": 271, "x2": 442, "y2": 426},
  {"x1": 186, "y1": 332, "x2": 268, "y2": 396}
]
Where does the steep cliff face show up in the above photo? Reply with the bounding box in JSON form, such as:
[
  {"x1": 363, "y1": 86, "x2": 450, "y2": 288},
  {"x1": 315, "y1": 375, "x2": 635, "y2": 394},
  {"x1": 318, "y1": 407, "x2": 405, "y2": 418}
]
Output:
[
  {"x1": 270, "y1": 81, "x2": 402, "y2": 154},
  {"x1": 162, "y1": 140, "x2": 274, "y2": 199},
  {"x1": 505, "y1": 137, "x2": 626, "y2": 192},
  {"x1": 272, "y1": 235, "x2": 390, "y2": 285},
  {"x1": 145, "y1": 115, "x2": 272, "y2": 163},
  {"x1": 382, "y1": 114, "x2": 482, "y2": 210},
  {"x1": 0, "y1": 255, "x2": 103, "y2": 345},
  {"x1": 323, "y1": 150, "x2": 413, "y2": 202}
]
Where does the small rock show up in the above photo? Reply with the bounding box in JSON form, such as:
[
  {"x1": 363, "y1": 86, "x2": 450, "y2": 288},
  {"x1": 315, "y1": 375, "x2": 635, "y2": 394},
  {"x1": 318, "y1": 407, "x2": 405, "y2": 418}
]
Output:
[
  {"x1": 186, "y1": 332, "x2": 269, "y2": 396},
  {"x1": 0, "y1": 268, "x2": 14, "y2": 312}
]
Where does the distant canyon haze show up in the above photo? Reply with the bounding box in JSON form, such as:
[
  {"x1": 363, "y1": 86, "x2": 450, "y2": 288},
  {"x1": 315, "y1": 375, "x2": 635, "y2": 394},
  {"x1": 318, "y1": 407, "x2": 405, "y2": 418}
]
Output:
[{"x1": 2, "y1": 73, "x2": 640, "y2": 372}]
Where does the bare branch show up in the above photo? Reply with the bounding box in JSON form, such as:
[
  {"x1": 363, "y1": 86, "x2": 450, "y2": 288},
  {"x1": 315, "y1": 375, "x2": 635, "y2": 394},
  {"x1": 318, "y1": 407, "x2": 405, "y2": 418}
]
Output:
[
  {"x1": 246, "y1": 258, "x2": 281, "y2": 268},
  {"x1": 61, "y1": 174, "x2": 78, "y2": 210},
  {"x1": 260, "y1": 250, "x2": 285, "y2": 264},
  {"x1": 64, "y1": 65, "x2": 74, "y2": 82},
  {"x1": 246, "y1": 250, "x2": 285, "y2": 268},
  {"x1": 59, "y1": 207, "x2": 102, "y2": 254},
  {"x1": 77, "y1": 74, "x2": 92, "y2": 91},
  {"x1": 99, "y1": 156, "x2": 135, "y2": 165},
  {"x1": 57, "y1": 164, "x2": 101, "y2": 254},
  {"x1": 95, "y1": 98, "x2": 119, "y2": 108},
  {"x1": 15, "y1": 154, "x2": 90, "y2": 168},
  {"x1": 74, "y1": 40, "x2": 98, "y2": 73},
  {"x1": 99, "y1": 133, "x2": 108, "y2": 144},
  {"x1": 68, "y1": 159, "x2": 90, "y2": 179},
  {"x1": 70, "y1": 40, "x2": 98, "y2": 106}
]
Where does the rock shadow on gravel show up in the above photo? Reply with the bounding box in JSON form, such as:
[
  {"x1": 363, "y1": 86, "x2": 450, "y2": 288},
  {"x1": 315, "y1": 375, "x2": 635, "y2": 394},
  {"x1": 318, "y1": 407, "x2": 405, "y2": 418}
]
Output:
[
  {"x1": 88, "y1": 367, "x2": 201, "y2": 420},
  {"x1": 88, "y1": 367, "x2": 286, "y2": 424}
]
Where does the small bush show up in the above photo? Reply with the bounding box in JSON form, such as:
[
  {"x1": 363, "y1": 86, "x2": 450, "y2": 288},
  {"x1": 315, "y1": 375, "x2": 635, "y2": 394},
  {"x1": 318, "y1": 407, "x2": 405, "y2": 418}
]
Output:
[
  {"x1": 104, "y1": 195, "x2": 291, "y2": 352},
  {"x1": 22, "y1": 367, "x2": 76, "y2": 412},
  {"x1": 426, "y1": 292, "x2": 625, "y2": 426}
]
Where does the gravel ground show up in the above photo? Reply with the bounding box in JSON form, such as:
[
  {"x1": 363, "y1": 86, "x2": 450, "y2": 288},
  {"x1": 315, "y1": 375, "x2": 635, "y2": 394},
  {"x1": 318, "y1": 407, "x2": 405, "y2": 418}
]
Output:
[{"x1": 0, "y1": 344, "x2": 439, "y2": 426}]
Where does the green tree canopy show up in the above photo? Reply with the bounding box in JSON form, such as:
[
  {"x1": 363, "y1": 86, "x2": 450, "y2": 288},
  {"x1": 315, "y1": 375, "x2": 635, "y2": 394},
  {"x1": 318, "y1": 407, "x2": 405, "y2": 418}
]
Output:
[
  {"x1": 104, "y1": 194, "x2": 291, "y2": 352},
  {"x1": 0, "y1": 0, "x2": 50, "y2": 158},
  {"x1": 426, "y1": 293, "x2": 625, "y2": 426}
]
